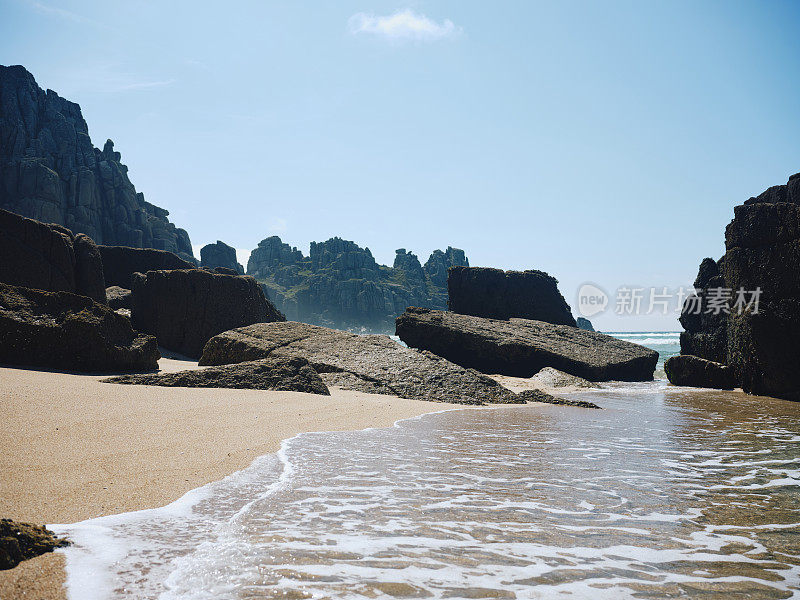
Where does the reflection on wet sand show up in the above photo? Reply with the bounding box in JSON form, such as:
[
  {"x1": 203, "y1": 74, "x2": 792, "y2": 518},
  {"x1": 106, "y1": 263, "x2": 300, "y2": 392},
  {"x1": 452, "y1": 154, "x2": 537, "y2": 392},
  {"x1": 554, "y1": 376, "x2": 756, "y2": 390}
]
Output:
[{"x1": 60, "y1": 383, "x2": 800, "y2": 599}]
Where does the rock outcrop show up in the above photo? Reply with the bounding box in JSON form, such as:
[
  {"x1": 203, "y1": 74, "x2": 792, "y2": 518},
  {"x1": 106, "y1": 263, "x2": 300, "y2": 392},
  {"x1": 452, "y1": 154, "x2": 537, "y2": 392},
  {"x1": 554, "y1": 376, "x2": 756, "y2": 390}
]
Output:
[
  {"x1": 396, "y1": 308, "x2": 658, "y2": 381},
  {"x1": 0, "y1": 282, "x2": 159, "y2": 372},
  {"x1": 199, "y1": 321, "x2": 520, "y2": 405},
  {"x1": 105, "y1": 356, "x2": 330, "y2": 395},
  {"x1": 517, "y1": 389, "x2": 601, "y2": 409},
  {"x1": 105, "y1": 285, "x2": 131, "y2": 309},
  {"x1": 678, "y1": 257, "x2": 728, "y2": 364},
  {"x1": 724, "y1": 188, "x2": 800, "y2": 400},
  {"x1": 130, "y1": 269, "x2": 284, "y2": 358},
  {"x1": 424, "y1": 246, "x2": 469, "y2": 288},
  {"x1": 664, "y1": 355, "x2": 735, "y2": 390},
  {"x1": 200, "y1": 241, "x2": 244, "y2": 274},
  {"x1": 0, "y1": 519, "x2": 69, "y2": 570},
  {"x1": 0, "y1": 65, "x2": 194, "y2": 262},
  {"x1": 529, "y1": 367, "x2": 599, "y2": 389},
  {"x1": 576, "y1": 317, "x2": 595, "y2": 331},
  {"x1": 393, "y1": 249, "x2": 427, "y2": 286},
  {"x1": 447, "y1": 266, "x2": 577, "y2": 326},
  {"x1": 0, "y1": 208, "x2": 105, "y2": 302},
  {"x1": 672, "y1": 173, "x2": 800, "y2": 400},
  {"x1": 98, "y1": 245, "x2": 195, "y2": 289},
  {"x1": 246, "y1": 236, "x2": 469, "y2": 332}
]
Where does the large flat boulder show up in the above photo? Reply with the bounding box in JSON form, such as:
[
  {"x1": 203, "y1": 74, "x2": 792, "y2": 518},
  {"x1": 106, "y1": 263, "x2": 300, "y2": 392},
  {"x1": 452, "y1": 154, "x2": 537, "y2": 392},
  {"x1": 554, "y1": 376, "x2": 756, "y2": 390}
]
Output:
[
  {"x1": 396, "y1": 308, "x2": 658, "y2": 381},
  {"x1": 664, "y1": 355, "x2": 735, "y2": 390},
  {"x1": 199, "y1": 321, "x2": 520, "y2": 405},
  {"x1": 0, "y1": 282, "x2": 159, "y2": 372},
  {"x1": 131, "y1": 269, "x2": 285, "y2": 359},
  {"x1": 105, "y1": 356, "x2": 330, "y2": 395},
  {"x1": 98, "y1": 245, "x2": 196, "y2": 288},
  {"x1": 0, "y1": 208, "x2": 106, "y2": 302},
  {"x1": 447, "y1": 266, "x2": 577, "y2": 326}
]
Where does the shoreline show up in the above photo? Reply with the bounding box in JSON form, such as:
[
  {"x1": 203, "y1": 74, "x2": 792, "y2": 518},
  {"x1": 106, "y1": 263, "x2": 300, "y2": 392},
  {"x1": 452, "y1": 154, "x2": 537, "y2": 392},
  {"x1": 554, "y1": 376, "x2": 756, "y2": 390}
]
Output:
[
  {"x1": 53, "y1": 404, "x2": 492, "y2": 600},
  {"x1": 0, "y1": 359, "x2": 442, "y2": 600}
]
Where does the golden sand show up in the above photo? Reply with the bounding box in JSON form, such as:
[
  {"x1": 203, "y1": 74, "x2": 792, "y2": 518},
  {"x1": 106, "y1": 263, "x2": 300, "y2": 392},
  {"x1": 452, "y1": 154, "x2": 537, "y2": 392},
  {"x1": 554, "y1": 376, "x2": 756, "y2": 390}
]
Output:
[{"x1": 0, "y1": 359, "x2": 438, "y2": 600}]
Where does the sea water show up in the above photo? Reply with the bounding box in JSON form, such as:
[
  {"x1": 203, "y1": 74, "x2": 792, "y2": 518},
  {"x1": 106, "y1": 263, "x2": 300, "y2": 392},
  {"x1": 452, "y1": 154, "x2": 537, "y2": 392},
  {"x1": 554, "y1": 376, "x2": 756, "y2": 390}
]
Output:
[
  {"x1": 607, "y1": 332, "x2": 681, "y2": 377},
  {"x1": 54, "y1": 334, "x2": 800, "y2": 599}
]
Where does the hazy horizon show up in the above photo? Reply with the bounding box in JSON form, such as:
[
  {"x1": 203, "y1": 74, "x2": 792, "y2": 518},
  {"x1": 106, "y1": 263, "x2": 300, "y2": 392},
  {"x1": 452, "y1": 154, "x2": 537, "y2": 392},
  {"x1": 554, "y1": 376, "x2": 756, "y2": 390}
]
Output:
[{"x1": 3, "y1": 0, "x2": 799, "y2": 330}]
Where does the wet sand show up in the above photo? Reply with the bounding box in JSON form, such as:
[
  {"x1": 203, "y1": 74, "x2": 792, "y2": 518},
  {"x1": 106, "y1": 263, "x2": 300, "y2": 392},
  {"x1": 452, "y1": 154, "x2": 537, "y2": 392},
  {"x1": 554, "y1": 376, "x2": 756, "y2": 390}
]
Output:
[{"x1": 0, "y1": 359, "x2": 438, "y2": 600}]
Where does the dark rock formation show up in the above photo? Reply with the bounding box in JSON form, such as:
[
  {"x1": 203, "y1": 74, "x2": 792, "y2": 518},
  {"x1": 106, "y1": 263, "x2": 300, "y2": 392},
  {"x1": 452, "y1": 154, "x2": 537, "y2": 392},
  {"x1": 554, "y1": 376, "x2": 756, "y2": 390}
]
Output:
[
  {"x1": 130, "y1": 269, "x2": 284, "y2": 358},
  {"x1": 396, "y1": 308, "x2": 658, "y2": 381},
  {"x1": 98, "y1": 245, "x2": 195, "y2": 289},
  {"x1": 199, "y1": 321, "x2": 520, "y2": 405},
  {"x1": 424, "y1": 246, "x2": 469, "y2": 288},
  {"x1": 576, "y1": 317, "x2": 595, "y2": 331},
  {"x1": 678, "y1": 257, "x2": 728, "y2": 364},
  {"x1": 0, "y1": 208, "x2": 106, "y2": 302},
  {"x1": 0, "y1": 519, "x2": 69, "y2": 570},
  {"x1": 664, "y1": 355, "x2": 735, "y2": 390},
  {"x1": 247, "y1": 236, "x2": 304, "y2": 278},
  {"x1": 0, "y1": 282, "x2": 159, "y2": 372},
  {"x1": 448, "y1": 266, "x2": 577, "y2": 327},
  {"x1": 200, "y1": 241, "x2": 244, "y2": 274},
  {"x1": 723, "y1": 195, "x2": 800, "y2": 400},
  {"x1": 0, "y1": 65, "x2": 194, "y2": 262},
  {"x1": 393, "y1": 249, "x2": 427, "y2": 285},
  {"x1": 423, "y1": 246, "x2": 470, "y2": 309},
  {"x1": 106, "y1": 285, "x2": 131, "y2": 309},
  {"x1": 105, "y1": 356, "x2": 330, "y2": 395},
  {"x1": 516, "y1": 389, "x2": 601, "y2": 409},
  {"x1": 246, "y1": 236, "x2": 469, "y2": 332},
  {"x1": 674, "y1": 173, "x2": 800, "y2": 400}
]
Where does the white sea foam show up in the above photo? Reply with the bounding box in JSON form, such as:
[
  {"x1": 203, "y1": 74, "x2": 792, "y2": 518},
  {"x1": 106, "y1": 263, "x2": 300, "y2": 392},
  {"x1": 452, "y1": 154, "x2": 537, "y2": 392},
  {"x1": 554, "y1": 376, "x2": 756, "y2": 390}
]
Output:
[{"x1": 55, "y1": 385, "x2": 800, "y2": 599}]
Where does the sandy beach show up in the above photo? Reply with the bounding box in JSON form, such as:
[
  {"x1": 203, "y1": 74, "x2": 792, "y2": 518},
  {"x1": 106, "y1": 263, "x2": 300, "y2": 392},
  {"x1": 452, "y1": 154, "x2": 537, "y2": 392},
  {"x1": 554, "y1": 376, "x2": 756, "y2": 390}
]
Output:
[{"x1": 0, "y1": 358, "x2": 438, "y2": 600}]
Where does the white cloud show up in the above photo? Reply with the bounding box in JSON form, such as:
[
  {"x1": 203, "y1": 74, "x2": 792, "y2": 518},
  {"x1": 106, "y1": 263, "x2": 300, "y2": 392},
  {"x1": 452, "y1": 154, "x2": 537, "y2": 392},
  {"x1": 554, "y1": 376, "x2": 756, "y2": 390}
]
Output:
[
  {"x1": 348, "y1": 9, "x2": 460, "y2": 42},
  {"x1": 50, "y1": 63, "x2": 175, "y2": 95},
  {"x1": 29, "y1": 1, "x2": 88, "y2": 22},
  {"x1": 115, "y1": 79, "x2": 175, "y2": 91},
  {"x1": 27, "y1": 1, "x2": 107, "y2": 28}
]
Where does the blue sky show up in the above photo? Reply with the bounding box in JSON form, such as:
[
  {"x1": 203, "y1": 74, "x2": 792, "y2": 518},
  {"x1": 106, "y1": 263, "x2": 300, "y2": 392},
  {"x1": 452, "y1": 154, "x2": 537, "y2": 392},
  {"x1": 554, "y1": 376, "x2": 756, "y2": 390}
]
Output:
[{"x1": 2, "y1": 0, "x2": 799, "y2": 330}]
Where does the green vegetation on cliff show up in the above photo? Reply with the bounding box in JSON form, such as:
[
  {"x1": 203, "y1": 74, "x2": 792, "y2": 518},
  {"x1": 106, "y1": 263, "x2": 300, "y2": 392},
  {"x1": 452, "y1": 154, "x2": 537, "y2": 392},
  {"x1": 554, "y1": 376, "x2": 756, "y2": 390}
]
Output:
[{"x1": 247, "y1": 236, "x2": 468, "y2": 332}]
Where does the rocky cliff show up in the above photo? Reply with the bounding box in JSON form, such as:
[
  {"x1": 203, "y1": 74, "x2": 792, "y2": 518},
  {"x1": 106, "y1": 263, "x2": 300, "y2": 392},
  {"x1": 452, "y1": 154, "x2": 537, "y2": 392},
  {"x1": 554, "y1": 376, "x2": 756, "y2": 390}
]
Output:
[
  {"x1": 0, "y1": 65, "x2": 194, "y2": 263},
  {"x1": 247, "y1": 236, "x2": 468, "y2": 332},
  {"x1": 674, "y1": 172, "x2": 800, "y2": 401}
]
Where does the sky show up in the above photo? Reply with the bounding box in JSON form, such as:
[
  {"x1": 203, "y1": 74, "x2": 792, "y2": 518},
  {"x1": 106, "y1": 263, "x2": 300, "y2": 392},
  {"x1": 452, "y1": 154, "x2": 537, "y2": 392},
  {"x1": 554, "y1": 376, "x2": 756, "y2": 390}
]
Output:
[{"x1": 2, "y1": 0, "x2": 799, "y2": 330}]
